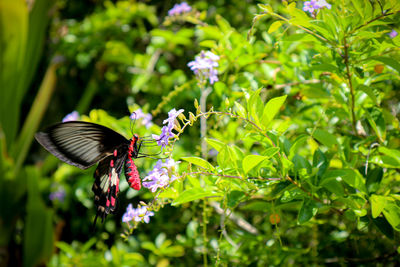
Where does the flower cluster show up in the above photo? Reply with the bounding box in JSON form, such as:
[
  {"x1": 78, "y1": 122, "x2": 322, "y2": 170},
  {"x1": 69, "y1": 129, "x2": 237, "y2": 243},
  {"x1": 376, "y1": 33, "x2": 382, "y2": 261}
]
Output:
[
  {"x1": 122, "y1": 204, "x2": 154, "y2": 224},
  {"x1": 303, "y1": 0, "x2": 331, "y2": 14},
  {"x1": 49, "y1": 185, "x2": 66, "y2": 203},
  {"x1": 142, "y1": 159, "x2": 180, "y2": 192},
  {"x1": 130, "y1": 109, "x2": 153, "y2": 128},
  {"x1": 389, "y1": 30, "x2": 398, "y2": 38},
  {"x1": 62, "y1": 111, "x2": 79, "y2": 122},
  {"x1": 152, "y1": 108, "x2": 184, "y2": 149},
  {"x1": 168, "y1": 2, "x2": 192, "y2": 16},
  {"x1": 188, "y1": 51, "x2": 220, "y2": 85}
]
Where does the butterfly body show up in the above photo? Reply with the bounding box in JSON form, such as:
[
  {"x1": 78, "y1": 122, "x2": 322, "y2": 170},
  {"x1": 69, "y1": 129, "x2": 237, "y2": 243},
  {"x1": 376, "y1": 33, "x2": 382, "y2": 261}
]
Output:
[
  {"x1": 125, "y1": 137, "x2": 141, "y2": 190},
  {"x1": 35, "y1": 121, "x2": 142, "y2": 224}
]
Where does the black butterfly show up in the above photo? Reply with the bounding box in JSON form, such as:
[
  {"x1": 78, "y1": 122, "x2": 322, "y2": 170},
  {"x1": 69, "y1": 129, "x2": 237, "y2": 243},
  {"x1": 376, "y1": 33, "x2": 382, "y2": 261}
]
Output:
[{"x1": 35, "y1": 121, "x2": 143, "y2": 225}]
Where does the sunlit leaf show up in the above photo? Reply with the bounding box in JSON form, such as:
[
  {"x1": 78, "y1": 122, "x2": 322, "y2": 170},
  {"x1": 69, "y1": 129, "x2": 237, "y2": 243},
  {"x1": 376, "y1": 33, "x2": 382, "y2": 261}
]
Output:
[
  {"x1": 181, "y1": 157, "x2": 215, "y2": 171},
  {"x1": 172, "y1": 188, "x2": 222, "y2": 205}
]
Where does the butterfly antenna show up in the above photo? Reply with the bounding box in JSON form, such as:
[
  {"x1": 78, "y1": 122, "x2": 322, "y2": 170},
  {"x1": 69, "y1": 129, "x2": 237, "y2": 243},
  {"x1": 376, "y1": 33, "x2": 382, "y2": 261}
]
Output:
[{"x1": 130, "y1": 112, "x2": 137, "y2": 137}]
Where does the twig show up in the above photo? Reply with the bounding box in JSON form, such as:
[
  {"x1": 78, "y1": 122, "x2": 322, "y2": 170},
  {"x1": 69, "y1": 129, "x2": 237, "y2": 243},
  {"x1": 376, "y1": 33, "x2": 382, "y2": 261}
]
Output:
[
  {"x1": 273, "y1": 79, "x2": 320, "y2": 90},
  {"x1": 200, "y1": 88, "x2": 212, "y2": 158},
  {"x1": 185, "y1": 171, "x2": 281, "y2": 181},
  {"x1": 210, "y1": 202, "x2": 259, "y2": 235}
]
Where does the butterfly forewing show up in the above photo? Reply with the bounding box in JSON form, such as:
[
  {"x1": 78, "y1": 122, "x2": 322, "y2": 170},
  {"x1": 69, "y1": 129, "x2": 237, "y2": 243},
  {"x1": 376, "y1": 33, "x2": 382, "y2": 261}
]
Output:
[{"x1": 35, "y1": 121, "x2": 129, "y2": 169}]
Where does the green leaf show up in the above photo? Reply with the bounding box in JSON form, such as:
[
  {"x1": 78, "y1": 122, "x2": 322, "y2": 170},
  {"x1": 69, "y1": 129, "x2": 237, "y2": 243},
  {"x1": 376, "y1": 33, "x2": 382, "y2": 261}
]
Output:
[
  {"x1": 258, "y1": 4, "x2": 273, "y2": 13},
  {"x1": 364, "y1": 107, "x2": 386, "y2": 142},
  {"x1": 268, "y1": 21, "x2": 283, "y2": 33},
  {"x1": 247, "y1": 89, "x2": 263, "y2": 125},
  {"x1": 312, "y1": 129, "x2": 338, "y2": 149},
  {"x1": 227, "y1": 191, "x2": 246, "y2": 208},
  {"x1": 382, "y1": 201, "x2": 400, "y2": 231},
  {"x1": 234, "y1": 101, "x2": 247, "y2": 118},
  {"x1": 56, "y1": 242, "x2": 75, "y2": 257},
  {"x1": 378, "y1": 147, "x2": 400, "y2": 164},
  {"x1": 23, "y1": 167, "x2": 53, "y2": 267},
  {"x1": 320, "y1": 179, "x2": 345, "y2": 197},
  {"x1": 215, "y1": 14, "x2": 231, "y2": 33},
  {"x1": 358, "y1": 84, "x2": 378, "y2": 105},
  {"x1": 263, "y1": 147, "x2": 280, "y2": 157},
  {"x1": 181, "y1": 157, "x2": 215, "y2": 171},
  {"x1": 205, "y1": 138, "x2": 225, "y2": 152},
  {"x1": 288, "y1": 135, "x2": 308, "y2": 160},
  {"x1": 322, "y1": 169, "x2": 367, "y2": 193},
  {"x1": 260, "y1": 95, "x2": 287, "y2": 129},
  {"x1": 217, "y1": 145, "x2": 229, "y2": 170},
  {"x1": 298, "y1": 199, "x2": 318, "y2": 224},
  {"x1": 372, "y1": 217, "x2": 394, "y2": 239},
  {"x1": 351, "y1": 0, "x2": 365, "y2": 19},
  {"x1": 242, "y1": 155, "x2": 270, "y2": 174},
  {"x1": 370, "y1": 155, "x2": 400, "y2": 168},
  {"x1": 199, "y1": 40, "x2": 217, "y2": 48},
  {"x1": 172, "y1": 188, "x2": 222, "y2": 206},
  {"x1": 313, "y1": 149, "x2": 328, "y2": 178},
  {"x1": 370, "y1": 194, "x2": 386, "y2": 218},
  {"x1": 366, "y1": 167, "x2": 383, "y2": 194},
  {"x1": 214, "y1": 81, "x2": 228, "y2": 97}
]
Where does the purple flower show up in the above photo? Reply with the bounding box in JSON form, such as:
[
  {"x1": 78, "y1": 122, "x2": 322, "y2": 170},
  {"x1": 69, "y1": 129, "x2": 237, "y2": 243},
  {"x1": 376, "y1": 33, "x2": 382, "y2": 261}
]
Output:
[
  {"x1": 316, "y1": 0, "x2": 331, "y2": 9},
  {"x1": 122, "y1": 204, "x2": 154, "y2": 224},
  {"x1": 303, "y1": 0, "x2": 331, "y2": 13},
  {"x1": 168, "y1": 2, "x2": 192, "y2": 16},
  {"x1": 130, "y1": 109, "x2": 153, "y2": 128},
  {"x1": 303, "y1": 0, "x2": 318, "y2": 13},
  {"x1": 142, "y1": 159, "x2": 179, "y2": 192},
  {"x1": 62, "y1": 111, "x2": 79, "y2": 122},
  {"x1": 152, "y1": 108, "x2": 184, "y2": 149},
  {"x1": 49, "y1": 186, "x2": 66, "y2": 203},
  {"x1": 163, "y1": 108, "x2": 184, "y2": 125},
  {"x1": 134, "y1": 206, "x2": 154, "y2": 224},
  {"x1": 122, "y1": 203, "x2": 135, "y2": 222},
  {"x1": 389, "y1": 30, "x2": 398, "y2": 38},
  {"x1": 188, "y1": 51, "x2": 220, "y2": 84}
]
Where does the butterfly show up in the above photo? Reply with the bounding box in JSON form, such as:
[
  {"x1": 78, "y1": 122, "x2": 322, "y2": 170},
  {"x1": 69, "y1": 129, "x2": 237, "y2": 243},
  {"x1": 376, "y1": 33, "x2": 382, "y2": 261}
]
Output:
[{"x1": 35, "y1": 121, "x2": 144, "y2": 225}]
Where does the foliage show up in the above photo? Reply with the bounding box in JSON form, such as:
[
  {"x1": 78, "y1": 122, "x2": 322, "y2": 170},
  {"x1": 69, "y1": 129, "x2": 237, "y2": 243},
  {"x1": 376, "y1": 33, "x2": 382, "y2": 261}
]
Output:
[{"x1": 1, "y1": 0, "x2": 400, "y2": 266}]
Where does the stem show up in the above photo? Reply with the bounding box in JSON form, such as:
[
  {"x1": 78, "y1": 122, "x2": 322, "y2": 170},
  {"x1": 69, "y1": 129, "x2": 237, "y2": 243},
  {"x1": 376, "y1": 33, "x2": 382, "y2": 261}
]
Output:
[
  {"x1": 265, "y1": 11, "x2": 332, "y2": 45},
  {"x1": 200, "y1": 87, "x2": 212, "y2": 158},
  {"x1": 200, "y1": 85, "x2": 212, "y2": 267},
  {"x1": 202, "y1": 198, "x2": 208, "y2": 267},
  {"x1": 348, "y1": 11, "x2": 395, "y2": 35},
  {"x1": 185, "y1": 171, "x2": 281, "y2": 181}
]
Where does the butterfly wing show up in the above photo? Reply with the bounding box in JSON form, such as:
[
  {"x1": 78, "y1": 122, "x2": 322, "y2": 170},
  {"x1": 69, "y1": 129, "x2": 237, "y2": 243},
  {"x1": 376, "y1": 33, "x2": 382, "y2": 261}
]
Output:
[
  {"x1": 92, "y1": 149, "x2": 127, "y2": 225},
  {"x1": 35, "y1": 121, "x2": 129, "y2": 169}
]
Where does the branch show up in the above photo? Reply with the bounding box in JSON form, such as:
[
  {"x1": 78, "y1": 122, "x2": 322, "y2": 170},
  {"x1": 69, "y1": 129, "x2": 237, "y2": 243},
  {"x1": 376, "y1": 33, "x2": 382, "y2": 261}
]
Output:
[{"x1": 210, "y1": 202, "x2": 259, "y2": 235}]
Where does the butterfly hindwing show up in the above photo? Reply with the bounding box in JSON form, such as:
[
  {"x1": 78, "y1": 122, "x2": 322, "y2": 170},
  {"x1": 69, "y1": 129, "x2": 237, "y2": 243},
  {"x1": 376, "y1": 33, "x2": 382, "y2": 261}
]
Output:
[
  {"x1": 92, "y1": 148, "x2": 127, "y2": 224},
  {"x1": 35, "y1": 121, "x2": 129, "y2": 169}
]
